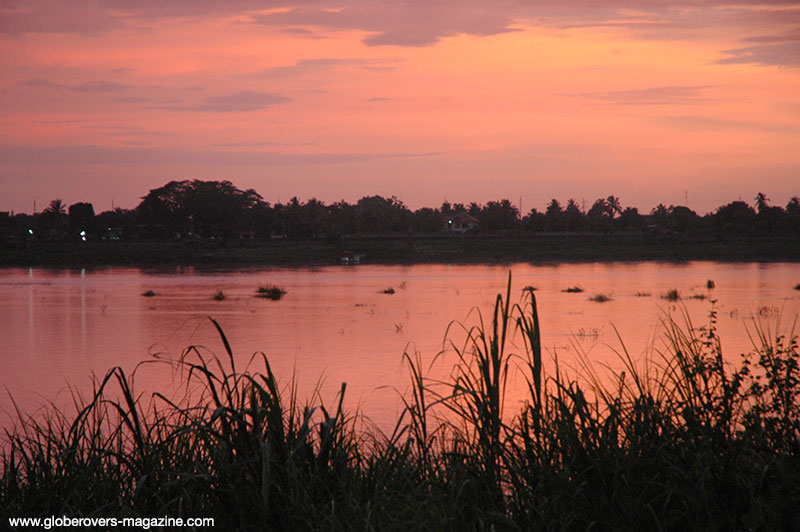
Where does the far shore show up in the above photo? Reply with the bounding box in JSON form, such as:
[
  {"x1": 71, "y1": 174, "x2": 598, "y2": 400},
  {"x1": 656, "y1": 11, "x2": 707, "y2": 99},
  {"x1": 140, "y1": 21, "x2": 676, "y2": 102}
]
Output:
[{"x1": 2, "y1": 232, "x2": 799, "y2": 268}]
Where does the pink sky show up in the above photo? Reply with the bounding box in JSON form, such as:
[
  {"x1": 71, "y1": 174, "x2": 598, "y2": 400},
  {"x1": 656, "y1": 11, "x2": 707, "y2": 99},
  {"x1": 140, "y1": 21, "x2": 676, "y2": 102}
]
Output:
[{"x1": 1, "y1": 1, "x2": 798, "y2": 215}]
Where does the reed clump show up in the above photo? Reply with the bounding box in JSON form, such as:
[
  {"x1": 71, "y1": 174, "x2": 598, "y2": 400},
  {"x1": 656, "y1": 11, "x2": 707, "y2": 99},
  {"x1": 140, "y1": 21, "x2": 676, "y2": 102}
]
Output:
[
  {"x1": 3, "y1": 276, "x2": 799, "y2": 530},
  {"x1": 589, "y1": 293, "x2": 612, "y2": 302},
  {"x1": 662, "y1": 288, "x2": 680, "y2": 300},
  {"x1": 562, "y1": 286, "x2": 584, "y2": 293},
  {"x1": 256, "y1": 285, "x2": 287, "y2": 300},
  {"x1": 141, "y1": 290, "x2": 156, "y2": 297},
  {"x1": 212, "y1": 290, "x2": 226, "y2": 301}
]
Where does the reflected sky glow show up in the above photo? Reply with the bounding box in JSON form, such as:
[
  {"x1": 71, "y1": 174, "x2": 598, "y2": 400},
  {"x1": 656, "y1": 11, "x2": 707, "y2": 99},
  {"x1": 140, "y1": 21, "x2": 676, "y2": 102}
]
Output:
[{"x1": 1, "y1": 262, "x2": 799, "y2": 432}]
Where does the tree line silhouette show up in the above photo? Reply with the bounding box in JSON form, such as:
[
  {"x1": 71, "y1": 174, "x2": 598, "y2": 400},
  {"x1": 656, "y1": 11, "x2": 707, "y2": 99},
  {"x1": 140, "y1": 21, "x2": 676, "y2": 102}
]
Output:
[{"x1": 1, "y1": 179, "x2": 798, "y2": 246}]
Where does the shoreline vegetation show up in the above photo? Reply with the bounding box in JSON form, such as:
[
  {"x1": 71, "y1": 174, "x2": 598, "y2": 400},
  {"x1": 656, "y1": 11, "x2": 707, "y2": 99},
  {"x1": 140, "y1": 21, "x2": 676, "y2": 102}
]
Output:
[
  {"x1": 3, "y1": 180, "x2": 799, "y2": 268},
  {"x1": 2, "y1": 233, "x2": 800, "y2": 268},
  {"x1": 2, "y1": 277, "x2": 799, "y2": 530}
]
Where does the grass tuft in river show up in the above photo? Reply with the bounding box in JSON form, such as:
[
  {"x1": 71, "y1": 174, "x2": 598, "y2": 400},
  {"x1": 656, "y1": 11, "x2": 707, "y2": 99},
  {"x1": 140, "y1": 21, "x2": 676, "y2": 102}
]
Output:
[
  {"x1": 662, "y1": 288, "x2": 680, "y2": 301},
  {"x1": 256, "y1": 285, "x2": 287, "y2": 300}
]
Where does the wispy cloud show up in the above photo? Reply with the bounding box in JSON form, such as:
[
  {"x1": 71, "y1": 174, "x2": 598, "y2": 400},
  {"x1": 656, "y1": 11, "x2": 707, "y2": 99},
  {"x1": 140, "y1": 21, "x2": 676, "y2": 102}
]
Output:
[
  {"x1": 18, "y1": 78, "x2": 66, "y2": 89},
  {"x1": 0, "y1": 2, "x2": 123, "y2": 35},
  {"x1": 249, "y1": 5, "x2": 520, "y2": 47},
  {"x1": 160, "y1": 91, "x2": 290, "y2": 112},
  {"x1": 259, "y1": 58, "x2": 400, "y2": 78},
  {"x1": 743, "y1": 28, "x2": 800, "y2": 44},
  {"x1": 34, "y1": 119, "x2": 92, "y2": 125},
  {"x1": 0, "y1": 144, "x2": 440, "y2": 166},
  {"x1": 279, "y1": 27, "x2": 325, "y2": 38},
  {"x1": 71, "y1": 81, "x2": 131, "y2": 92},
  {"x1": 18, "y1": 78, "x2": 131, "y2": 92},
  {"x1": 85, "y1": 125, "x2": 172, "y2": 138},
  {"x1": 657, "y1": 115, "x2": 798, "y2": 133},
  {"x1": 572, "y1": 86, "x2": 713, "y2": 106},
  {"x1": 214, "y1": 141, "x2": 316, "y2": 148},
  {"x1": 716, "y1": 38, "x2": 800, "y2": 67},
  {"x1": 112, "y1": 96, "x2": 163, "y2": 104},
  {"x1": 3, "y1": 0, "x2": 798, "y2": 60}
]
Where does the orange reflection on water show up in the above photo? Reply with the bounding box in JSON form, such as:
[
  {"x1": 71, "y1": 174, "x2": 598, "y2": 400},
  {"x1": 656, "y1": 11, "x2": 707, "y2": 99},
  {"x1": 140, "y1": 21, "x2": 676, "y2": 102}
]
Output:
[{"x1": 1, "y1": 262, "x2": 799, "y2": 433}]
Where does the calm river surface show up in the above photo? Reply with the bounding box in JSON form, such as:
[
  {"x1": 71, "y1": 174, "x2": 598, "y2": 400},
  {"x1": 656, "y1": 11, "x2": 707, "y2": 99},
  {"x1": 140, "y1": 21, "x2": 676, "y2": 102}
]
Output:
[{"x1": 2, "y1": 262, "x2": 799, "y2": 432}]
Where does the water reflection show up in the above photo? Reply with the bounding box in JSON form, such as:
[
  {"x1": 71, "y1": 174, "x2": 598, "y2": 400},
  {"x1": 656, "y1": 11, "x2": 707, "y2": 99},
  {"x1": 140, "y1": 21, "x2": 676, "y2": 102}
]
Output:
[
  {"x1": 81, "y1": 268, "x2": 86, "y2": 355},
  {"x1": 1, "y1": 262, "x2": 799, "y2": 433},
  {"x1": 28, "y1": 268, "x2": 34, "y2": 359}
]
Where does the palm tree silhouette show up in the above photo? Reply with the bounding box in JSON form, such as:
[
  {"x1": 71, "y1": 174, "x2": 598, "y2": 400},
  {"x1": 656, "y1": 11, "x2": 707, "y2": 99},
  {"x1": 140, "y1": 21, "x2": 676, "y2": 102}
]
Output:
[
  {"x1": 754, "y1": 192, "x2": 769, "y2": 213},
  {"x1": 44, "y1": 199, "x2": 66, "y2": 215},
  {"x1": 605, "y1": 195, "x2": 621, "y2": 218}
]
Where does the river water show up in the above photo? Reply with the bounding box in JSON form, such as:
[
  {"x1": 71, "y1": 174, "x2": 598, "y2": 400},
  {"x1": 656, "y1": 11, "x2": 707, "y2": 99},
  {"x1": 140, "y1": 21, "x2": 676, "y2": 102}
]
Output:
[{"x1": 1, "y1": 262, "x2": 798, "y2": 432}]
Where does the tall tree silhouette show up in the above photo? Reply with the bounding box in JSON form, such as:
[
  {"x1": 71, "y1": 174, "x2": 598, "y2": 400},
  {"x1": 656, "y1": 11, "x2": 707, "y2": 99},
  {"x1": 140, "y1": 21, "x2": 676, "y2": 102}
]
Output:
[
  {"x1": 137, "y1": 180, "x2": 265, "y2": 239},
  {"x1": 588, "y1": 199, "x2": 611, "y2": 231},
  {"x1": 715, "y1": 201, "x2": 756, "y2": 235},
  {"x1": 545, "y1": 199, "x2": 564, "y2": 231},
  {"x1": 68, "y1": 202, "x2": 95, "y2": 235},
  {"x1": 754, "y1": 192, "x2": 769, "y2": 213},
  {"x1": 606, "y1": 195, "x2": 622, "y2": 217},
  {"x1": 564, "y1": 199, "x2": 586, "y2": 231},
  {"x1": 44, "y1": 199, "x2": 66, "y2": 215}
]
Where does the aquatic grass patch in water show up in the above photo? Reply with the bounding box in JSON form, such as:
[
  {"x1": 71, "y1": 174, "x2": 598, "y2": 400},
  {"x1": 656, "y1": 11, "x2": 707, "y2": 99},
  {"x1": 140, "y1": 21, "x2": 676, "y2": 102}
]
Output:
[
  {"x1": 589, "y1": 293, "x2": 612, "y2": 302},
  {"x1": 256, "y1": 285, "x2": 287, "y2": 300},
  {"x1": 662, "y1": 288, "x2": 680, "y2": 301},
  {"x1": 382, "y1": 287, "x2": 396, "y2": 294},
  {"x1": 561, "y1": 286, "x2": 584, "y2": 293},
  {"x1": 141, "y1": 290, "x2": 156, "y2": 297},
  {"x1": 212, "y1": 290, "x2": 226, "y2": 301}
]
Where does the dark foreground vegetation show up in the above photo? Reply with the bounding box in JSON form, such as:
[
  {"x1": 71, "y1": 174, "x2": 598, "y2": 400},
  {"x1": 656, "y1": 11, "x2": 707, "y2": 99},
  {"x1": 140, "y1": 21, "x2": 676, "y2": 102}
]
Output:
[
  {"x1": 2, "y1": 180, "x2": 799, "y2": 266},
  {"x1": 3, "y1": 277, "x2": 800, "y2": 530}
]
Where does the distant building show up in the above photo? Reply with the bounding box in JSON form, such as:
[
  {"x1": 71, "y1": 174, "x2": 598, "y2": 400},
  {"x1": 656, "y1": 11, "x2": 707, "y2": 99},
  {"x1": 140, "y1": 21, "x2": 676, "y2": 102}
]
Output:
[
  {"x1": 445, "y1": 211, "x2": 479, "y2": 233},
  {"x1": 103, "y1": 227, "x2": 123, "y2": 241},
  {"x1": 340, "y1": 250, "x2": 365, "y2": 264}
]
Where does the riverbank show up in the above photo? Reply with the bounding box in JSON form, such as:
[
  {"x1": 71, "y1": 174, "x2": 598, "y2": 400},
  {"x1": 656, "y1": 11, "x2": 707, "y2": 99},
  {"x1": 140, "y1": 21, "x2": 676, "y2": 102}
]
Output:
[{"x1": 2, "y1": 232, "x2": 799, "y2": 267}]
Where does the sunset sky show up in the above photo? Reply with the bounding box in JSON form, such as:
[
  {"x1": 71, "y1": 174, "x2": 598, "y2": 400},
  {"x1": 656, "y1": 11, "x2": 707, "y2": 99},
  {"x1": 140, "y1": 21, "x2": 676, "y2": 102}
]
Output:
[{"x1": 1, "y1": 1, "x2": 798, "y2": 215}]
